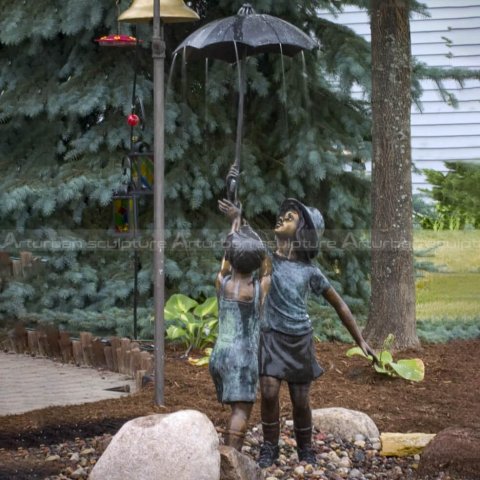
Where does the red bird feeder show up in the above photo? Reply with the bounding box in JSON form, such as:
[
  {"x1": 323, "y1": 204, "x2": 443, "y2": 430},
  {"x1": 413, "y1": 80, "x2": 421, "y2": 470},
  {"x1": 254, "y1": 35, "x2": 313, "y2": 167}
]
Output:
[{"x1": 95, "y1": 33, "x2": 141, "y2": 47}]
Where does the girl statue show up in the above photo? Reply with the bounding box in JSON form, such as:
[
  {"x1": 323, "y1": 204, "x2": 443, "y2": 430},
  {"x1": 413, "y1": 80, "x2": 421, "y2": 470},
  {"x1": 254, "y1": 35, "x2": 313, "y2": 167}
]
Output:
[
  {"x1": 219, "y1": 195, "x2": 377, "y2": 467},
  {"x1": 209, "y1": 201, "x2": 271, "y2": 451},
  {"x1": 259, "y1": 198, "x2": 378, "y2": 467}
]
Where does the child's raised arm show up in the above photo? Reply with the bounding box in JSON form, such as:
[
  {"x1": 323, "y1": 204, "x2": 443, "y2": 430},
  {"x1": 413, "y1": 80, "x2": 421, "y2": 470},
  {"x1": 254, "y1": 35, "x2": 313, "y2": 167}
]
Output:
[
  {"x1": 218, "y1": 199, "x2": 242, "y2": 231},
  {"x1": 216, "y1": 198, "x2": 242, "y2": 292}
]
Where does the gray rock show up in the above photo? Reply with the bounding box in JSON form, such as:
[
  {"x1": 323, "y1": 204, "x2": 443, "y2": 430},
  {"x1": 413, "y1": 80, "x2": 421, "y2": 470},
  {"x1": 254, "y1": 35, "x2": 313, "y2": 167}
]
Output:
[
  {"x1": 353, "y1": 450, "x2": 365, "y2": 463},
  {"x1": 312, "y1": 408, "x2": 379, "y2": 441},
  {"x1": 338, "y1": 456, "x2": 352, "y2": 468},
  {"x1": 305, "y1": 464, "x2": 315, "y2": 474},
  {"x1": 324, "y1": 450, "x2": 341, "y2": 465},
  {"x1": 336, "y1": 467, "x2": 351, "y2": 477},
  {"x1": 72, "y1": 467, "x2": 86, "y2": 479},
  {"x1": 349, "y1": 468, "x2": 362, "y2": 478},
  {"x1": 246, "y1": 436, "x2": 259, "y2": 447},
  {"x1": 46, "y1": 455, "x2": 60, "y2": 462},
  {"x1": 392, "y1": 466, "x2": 402, "y2": 476},
  {"x1": 293, "y1": 465, "x2": 305, "y2": 476},
  {"x1": 89, "y1": 410, "x2": 220, "y2": 480},
  {"x1": 219, "y1": 445, "x2": 262, "y2": 480}
]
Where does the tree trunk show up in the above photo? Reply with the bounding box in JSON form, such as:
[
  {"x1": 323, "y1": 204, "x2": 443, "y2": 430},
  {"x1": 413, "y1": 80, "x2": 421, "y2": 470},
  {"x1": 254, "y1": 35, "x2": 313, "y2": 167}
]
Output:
[{"x1": 363, "y1": 0, "x2": 420, "y2": 350}]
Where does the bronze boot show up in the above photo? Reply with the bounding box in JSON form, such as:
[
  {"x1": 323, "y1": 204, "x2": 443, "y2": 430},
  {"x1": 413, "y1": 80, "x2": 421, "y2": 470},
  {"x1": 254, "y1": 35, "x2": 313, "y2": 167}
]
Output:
[
  {"x1": 258, "y1": 421, "x2": 280, "y2": 468},
  {"x1": 295, "y1": 425, "x2": 316, "y2": 465}
]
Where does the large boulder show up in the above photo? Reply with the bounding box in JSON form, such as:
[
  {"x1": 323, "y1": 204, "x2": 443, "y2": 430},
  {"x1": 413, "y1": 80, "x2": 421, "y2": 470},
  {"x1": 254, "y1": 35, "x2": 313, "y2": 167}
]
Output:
[
  {"x1": 418, "y1": 427, "x2": 480, "y2": 480},
  {"x1": 312, "y1": 408, "x2": 379, "y2": 441},
  {"x1": 380, "y1": 432, "x2": 435, "y2": 457},
  {"x1": 89, "y1": 410, "x2": 220, "y2": 480},
  {"x1": 219, "y1": 445, "x2": 262, "y2": 480}
]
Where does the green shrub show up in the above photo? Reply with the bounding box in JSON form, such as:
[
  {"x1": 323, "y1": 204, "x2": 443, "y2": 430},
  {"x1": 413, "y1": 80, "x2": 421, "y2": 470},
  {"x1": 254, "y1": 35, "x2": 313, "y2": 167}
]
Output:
[
  {"x1": 422, "y1": 162, "x2": 480, "y2": 230},
  {"x1": 417, "y1": 317, "x2": 480, "y2": 343}
]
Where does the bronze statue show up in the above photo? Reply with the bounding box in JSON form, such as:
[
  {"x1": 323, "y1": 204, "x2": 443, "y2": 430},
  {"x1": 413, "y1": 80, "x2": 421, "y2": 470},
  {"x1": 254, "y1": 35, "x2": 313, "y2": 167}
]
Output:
[
  {"x1": 210, "y1": 195, "x2": 271, "y2": 451},
  {"x1": 219, "y1": 182, "x2": 377, "y2": 467},
  {"x1": 259, "y1": 198, "x2": 378, "y2": 466}
]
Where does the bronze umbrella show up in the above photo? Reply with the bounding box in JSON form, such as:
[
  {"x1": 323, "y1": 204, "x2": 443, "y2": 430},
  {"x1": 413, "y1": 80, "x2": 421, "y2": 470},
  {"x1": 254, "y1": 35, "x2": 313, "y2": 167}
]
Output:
[{"x1": 174, "y1": 3, "x2": 317, "y2": 200}]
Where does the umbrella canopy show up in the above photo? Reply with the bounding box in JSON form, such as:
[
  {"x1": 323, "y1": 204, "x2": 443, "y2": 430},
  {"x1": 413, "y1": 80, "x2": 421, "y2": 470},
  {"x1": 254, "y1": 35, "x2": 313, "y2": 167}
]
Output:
[
  {"x1": 173, "y1": 4, "x2": 317, "y2": 202},
  {"x1": 174, "y1": 4, "x2": 317, "y2": 62}
]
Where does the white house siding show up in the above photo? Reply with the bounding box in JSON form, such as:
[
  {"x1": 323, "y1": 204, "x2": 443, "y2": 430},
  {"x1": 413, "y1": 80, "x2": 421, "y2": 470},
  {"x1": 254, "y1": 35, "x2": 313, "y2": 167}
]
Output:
[{"x1": 318, "y1": 1, "x2": 480, "y2": 191}]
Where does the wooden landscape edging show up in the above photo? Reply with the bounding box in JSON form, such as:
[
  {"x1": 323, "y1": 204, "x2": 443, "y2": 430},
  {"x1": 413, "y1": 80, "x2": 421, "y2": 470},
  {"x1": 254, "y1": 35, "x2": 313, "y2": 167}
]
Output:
[{"x1": 6, "y1": 323, "x2": 154, "y2": 390}]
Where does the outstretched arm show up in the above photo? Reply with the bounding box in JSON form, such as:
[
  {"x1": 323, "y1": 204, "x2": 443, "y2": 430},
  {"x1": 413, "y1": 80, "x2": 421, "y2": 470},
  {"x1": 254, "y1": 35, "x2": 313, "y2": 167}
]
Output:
[{"x1": 323, "y1": 287, "x2": 379, "y2": 363}]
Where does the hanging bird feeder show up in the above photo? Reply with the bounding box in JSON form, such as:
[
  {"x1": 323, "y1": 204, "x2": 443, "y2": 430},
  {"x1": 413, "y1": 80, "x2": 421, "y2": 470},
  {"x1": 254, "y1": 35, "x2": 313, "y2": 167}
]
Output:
[
  {"x1": 95, "y1": 33, "x2": 141, "y2": 47},
  {"x1": 112, "y1": 193, "x2": 139, "y2": 237},
  {"x1": 130, "y1": 153, "x2": 154, "y2": 194},
  {"x1": 95, "y1": 0, "x2": 142, "y2": 47},
  {"x1": 123, "y1": 147, "x2": 155, "y2": 195}
]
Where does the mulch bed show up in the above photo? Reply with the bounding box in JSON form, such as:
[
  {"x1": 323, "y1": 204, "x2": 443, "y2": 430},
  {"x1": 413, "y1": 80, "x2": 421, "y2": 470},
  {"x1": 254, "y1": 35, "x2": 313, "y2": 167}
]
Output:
[{"x1": 0, "y1": 339, "x2": 479, "y2": 479}]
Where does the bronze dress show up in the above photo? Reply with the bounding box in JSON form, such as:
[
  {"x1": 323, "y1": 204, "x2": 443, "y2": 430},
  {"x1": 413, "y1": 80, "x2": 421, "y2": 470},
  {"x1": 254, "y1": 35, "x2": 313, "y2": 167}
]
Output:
[
  {"x1": 209, "y1": 276, "x2": 261, "y2": 404},
  {"x1": 259, "y1": 253, "x2": 331, "y2": 383}
]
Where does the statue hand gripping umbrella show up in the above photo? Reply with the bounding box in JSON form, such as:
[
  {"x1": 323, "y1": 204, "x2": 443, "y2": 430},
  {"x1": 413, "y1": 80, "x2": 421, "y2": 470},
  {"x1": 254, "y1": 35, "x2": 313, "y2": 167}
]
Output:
[{"x1": 174, "y1": 4, "x2": 317, "y2": 202}]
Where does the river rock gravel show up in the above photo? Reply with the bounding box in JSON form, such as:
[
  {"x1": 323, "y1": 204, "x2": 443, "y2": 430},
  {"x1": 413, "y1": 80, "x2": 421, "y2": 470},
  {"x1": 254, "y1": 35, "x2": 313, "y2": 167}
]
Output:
[
  {"x1": 239, "y1": 422, "x2": 418, "y2": 480},
  {"x1": 15, "y1": 423, "x2": 449, "y2": 480},
  {"x1": 2, "y1": 422, "x2": 460, "y2": 480}
]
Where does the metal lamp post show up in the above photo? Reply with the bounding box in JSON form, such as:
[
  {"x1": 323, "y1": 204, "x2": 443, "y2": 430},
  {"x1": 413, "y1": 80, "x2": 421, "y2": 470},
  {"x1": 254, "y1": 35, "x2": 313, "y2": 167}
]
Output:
[
  {"x1": 119, "y1": 0, "x2": 198, "y2": 405},
  {"x1": 152, "y1": 0, "x2": 166, "y2": 406}
]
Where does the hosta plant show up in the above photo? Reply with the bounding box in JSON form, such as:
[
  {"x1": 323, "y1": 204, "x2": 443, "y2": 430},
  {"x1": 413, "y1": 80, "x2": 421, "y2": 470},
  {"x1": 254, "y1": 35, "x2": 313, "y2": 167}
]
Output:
[
  {"x1": 165, "y1": 294, "x2": 218, "y2": 358},
  {"x1": 346, "y1": 334, "x2": 425, "y2": 382}
]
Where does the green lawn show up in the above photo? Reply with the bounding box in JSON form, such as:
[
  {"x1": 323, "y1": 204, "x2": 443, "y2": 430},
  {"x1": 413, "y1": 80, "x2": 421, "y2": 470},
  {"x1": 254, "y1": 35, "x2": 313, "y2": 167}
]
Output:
[{"x1": 415, "y1": 230, "x2": 480, "y2": 320}]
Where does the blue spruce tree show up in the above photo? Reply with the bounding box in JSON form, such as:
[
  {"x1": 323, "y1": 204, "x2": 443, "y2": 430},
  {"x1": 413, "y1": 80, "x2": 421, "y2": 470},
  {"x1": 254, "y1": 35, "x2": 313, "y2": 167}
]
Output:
[{"x1": 0, "y1": 0, "x2": 377, "y2": 337}]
